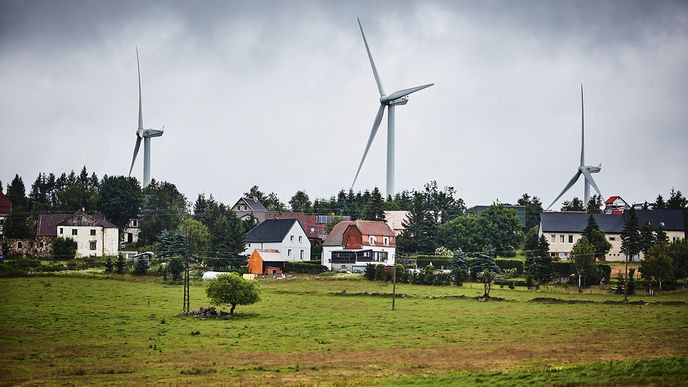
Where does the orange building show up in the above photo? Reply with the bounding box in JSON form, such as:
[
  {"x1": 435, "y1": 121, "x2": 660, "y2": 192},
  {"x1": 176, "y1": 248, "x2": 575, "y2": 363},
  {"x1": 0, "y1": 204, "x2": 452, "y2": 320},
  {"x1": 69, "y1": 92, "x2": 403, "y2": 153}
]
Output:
[{"x1": 247, "y1": 249, "x2": 286, "y2": 275}]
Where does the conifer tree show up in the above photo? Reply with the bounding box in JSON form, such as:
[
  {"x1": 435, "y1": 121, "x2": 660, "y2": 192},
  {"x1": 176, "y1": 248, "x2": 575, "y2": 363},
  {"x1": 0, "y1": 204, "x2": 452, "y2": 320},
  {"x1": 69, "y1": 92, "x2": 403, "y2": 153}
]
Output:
[{"x1": 450, "y1": 248, "x2": 469, "y2": 285}]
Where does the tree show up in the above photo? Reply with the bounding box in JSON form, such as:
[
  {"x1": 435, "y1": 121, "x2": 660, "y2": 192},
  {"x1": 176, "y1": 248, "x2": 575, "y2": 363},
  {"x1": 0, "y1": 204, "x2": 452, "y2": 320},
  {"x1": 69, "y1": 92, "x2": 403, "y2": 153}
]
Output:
[
  {"x1": 586, "y1": 195, "x2": 603, "y2": 214},
  {"x1": 52, "y1": 237, "x2": 77, "y2": 259},
  {"x1": 561, "y1": 197, "x2": 585, "y2": 212},
  {"x1": 517, "y1": 193, "x2": 543, "y2": 231},
  {"x1": 134, "y1": 256, "x2": 149, "y2": 275},
  {"x1": 423, "y1": 181, "x2": 465, "y2": 224},
  {"x1": 525, "y1": 233, "x2": 552, "y2": 286},
  {"x1": 667, "y1": 239, "x2": 688, "y2": 279},
  {"x1": 655, "y1": 225, "x2": 669, "y2": 245},
  {"x1": 397, "y1": 192, "x2": 437, "y2": 253},
  {"x1": 115, "y1": 255, "x2": 127, "y2": 274},
  {"x1": 6, "y1": 174, "x2": 26, "y2": 208},
  {"x1": 57, "y1": 181, "x2": 98, "y2": 211},
  {"x1": 98, "y1": 176, "x2": 143, "y2": 231},
  {"x1": 640, "y1": 244, "x2": 673, "y2": 291},
  {"x1": 652, "y1": 195, "x2": 666, "y2": 210},
  {"x1": 138, "y1": 180, "x2": 187, "y2": 245},
  {"x1": 437, "y1": 214, "x2": 484, "y2": 254},
  {"x1": 196, "y1": 197, "x2": 245, "y2": 269},
  {"x1": 478, "y1": 205, "x2": 522, "y2": 256},
  {"x1": 364, "y1": 187, "x2": 385, "y2": 220},
  {"x1": 639, "y1": 221, "x2": 657, "y2": 254},
  {"x1": 450, "y1": 248, "x2": 469, "y2": 285},
  {"x1": 667, "y1": 188, "x2": 687, "y2": 209},
  {"x1": 477, "y1": 269, "x2": 496, "y2": 298},
  {"x1": 570, "y1": 237, "x2": 596, "y2": 292},
  {"x1": 581, "y1": 214, "x2": 612, "y2": 259},
  {"x1": 206, "y1": 273, "x2": 260, "y2": 316},
  {"x1": 469, "y1": 250, "x2": 500, "y2": 279},
  {"x1": 289, "y1": 190, "x2": 311, "y2": 213},
  {"x1": 179, "y1": 217, "x2": 210, "y2": 257}
]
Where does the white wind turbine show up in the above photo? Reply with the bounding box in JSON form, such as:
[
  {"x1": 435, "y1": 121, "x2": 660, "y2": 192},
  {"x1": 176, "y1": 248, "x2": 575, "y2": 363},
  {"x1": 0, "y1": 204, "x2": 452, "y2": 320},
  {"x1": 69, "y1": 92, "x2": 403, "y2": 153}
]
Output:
[
  {"x1": 546, "y1": 85, "x2": 603, "y2": 210},
  {"x1": 350, "y1": 17, "x2": 434, "y2": 197},
  {"x1": 128, "y1": 48, "x2": 164, "y2": 188}
]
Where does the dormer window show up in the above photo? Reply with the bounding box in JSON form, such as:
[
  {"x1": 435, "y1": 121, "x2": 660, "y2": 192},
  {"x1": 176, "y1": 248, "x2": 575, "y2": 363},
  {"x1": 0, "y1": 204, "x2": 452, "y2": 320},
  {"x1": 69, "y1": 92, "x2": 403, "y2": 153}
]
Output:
[{"x1": 369, "y1": 236, "x2": 376, "y2": 245}]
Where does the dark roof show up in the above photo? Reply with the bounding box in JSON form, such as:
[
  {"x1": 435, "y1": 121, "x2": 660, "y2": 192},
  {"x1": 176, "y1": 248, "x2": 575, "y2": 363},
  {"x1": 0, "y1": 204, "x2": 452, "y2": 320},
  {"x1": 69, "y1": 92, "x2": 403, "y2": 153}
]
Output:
[
  {"x1": 0, "y1": 192, "x2": 11, "y2": 214},
  {"x1": 245, "y1": 219, "x2": 300, "y2": 243},
  {"x1": 237, "y1": 197, "x2": 267, "y2": 212},
  {"x1": 36, "y1": 210, "x2": 117, "y2": 236},
  {"x1": 541, "y1": 209, "x2": 685, "y2": 234},
  {"x1": 636, "y1": 209, "x2": 685, "y2": 231}
]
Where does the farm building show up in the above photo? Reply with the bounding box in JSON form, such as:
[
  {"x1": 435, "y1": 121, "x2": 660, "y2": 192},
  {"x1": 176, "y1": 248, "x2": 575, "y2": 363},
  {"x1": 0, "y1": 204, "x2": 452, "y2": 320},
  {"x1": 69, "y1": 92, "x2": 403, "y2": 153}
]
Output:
[
  {"x1": 321, "y1": 220, "x2": 396, "y2": 272},
  {"x1": 540, "y1": 209, "x2": 685, "y2": 261},
  {"x1": 247, "y1": 249, "x2": 285, "y2": 275}
]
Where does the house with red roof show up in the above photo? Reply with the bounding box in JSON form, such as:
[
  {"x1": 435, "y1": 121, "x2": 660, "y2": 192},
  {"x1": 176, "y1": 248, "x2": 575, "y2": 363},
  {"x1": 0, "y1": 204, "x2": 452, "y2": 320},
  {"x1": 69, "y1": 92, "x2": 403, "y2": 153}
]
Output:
[
  {"x1": 321, "y1": 220, "x2": 396, "y2": 272},
  {"x1": 0, "y1": 191, "x2": 12, "y2": 237},
  {"x1": 604, "y1": 195, "x2": 630, "y2": 214}
]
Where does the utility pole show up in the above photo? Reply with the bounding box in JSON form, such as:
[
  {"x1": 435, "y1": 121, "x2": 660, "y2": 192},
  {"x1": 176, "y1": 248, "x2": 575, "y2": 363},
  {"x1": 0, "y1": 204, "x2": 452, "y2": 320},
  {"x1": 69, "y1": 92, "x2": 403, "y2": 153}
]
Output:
[
  {"x1": 391, "y1": 264, "x2": 397, "y2": 311},
  {"x1": 183, "y1": 258, "x2": 190, "y2": 314}
]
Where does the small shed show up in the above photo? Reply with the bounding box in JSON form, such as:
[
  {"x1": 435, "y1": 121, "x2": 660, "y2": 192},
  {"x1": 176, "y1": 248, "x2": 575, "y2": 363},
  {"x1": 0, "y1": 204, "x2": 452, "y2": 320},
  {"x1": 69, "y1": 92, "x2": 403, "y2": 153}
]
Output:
[{"x1": 248, "y1": 249, "x2": 286, "y2": 275}]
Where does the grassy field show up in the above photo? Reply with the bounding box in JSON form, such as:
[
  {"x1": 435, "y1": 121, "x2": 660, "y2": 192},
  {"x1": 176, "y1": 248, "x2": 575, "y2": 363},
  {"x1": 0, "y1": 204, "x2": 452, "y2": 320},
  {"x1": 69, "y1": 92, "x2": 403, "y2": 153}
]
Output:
[{"x1": 1, "y1": 273, "x2": 687, "y2": 385}]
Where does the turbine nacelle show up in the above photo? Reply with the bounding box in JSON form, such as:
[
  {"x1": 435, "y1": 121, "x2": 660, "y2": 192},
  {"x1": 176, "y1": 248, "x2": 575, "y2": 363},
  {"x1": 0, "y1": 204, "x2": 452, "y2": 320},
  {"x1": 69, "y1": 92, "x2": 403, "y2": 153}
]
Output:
[
  {"x1": 584, "y1": 165, "x2": 601, "y2": 174},
  {"x1": 383, "y1": 95, "x2": 409, "y2": 105}
]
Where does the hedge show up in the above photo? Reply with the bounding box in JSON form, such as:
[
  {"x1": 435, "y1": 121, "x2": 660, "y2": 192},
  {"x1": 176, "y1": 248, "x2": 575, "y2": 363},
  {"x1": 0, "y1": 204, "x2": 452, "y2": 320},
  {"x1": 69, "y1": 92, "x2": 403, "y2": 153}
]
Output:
[
  {"x1": 284, "y1": 261, "x2": 327, "y2": 274},
  {"x1": 495, "y1": 259, "x2": 524, "y2": 275},
  {"x1": 415, "y1": 256, "x2": 451, "y2": 269}
]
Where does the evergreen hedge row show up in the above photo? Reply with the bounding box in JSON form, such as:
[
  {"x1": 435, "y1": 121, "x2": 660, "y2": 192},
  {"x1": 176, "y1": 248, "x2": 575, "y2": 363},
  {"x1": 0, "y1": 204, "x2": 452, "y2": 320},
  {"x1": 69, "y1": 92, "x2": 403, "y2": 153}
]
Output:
[
  {"x1": 284, "y1": 261, "x2": 327, "y2": 274},
  {"x1": 495, "y1": 259, "x2": 524, "y2": 275}
]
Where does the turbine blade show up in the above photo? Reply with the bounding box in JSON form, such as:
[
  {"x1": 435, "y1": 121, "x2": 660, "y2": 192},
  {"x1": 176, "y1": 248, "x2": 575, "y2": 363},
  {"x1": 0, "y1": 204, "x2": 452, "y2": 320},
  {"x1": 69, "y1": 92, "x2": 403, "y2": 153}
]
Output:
[
  {"x1": 357, "y1": 17, "x2": 385, "y2": 97},
  {"x1": 351, "y1": 104, "x2": 386, "y2": 190},
  {"x1": 129, "y1": 136, "x2": 142, "y2": 176},
  {"x1": 581, "y1": 168, "x2": 603, "y2": 199},
  {"x1": 546, "y1": 170, "x2": 582, "y2": 210},
  {"x1": 580, "y1": 84, "x2": 584, "y2": 166},
  {"x1": 383, "y1": 83, "x2": 434, "y2": 102},
  {"x1": 137, "y1": 47, "x2": 143, "y2": 130}
]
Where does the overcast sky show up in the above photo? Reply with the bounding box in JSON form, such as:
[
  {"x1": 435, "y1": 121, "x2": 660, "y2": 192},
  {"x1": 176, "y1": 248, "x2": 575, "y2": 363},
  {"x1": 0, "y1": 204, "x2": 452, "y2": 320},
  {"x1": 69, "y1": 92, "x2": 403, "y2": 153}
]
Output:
[{"x1": 1, "y1": 0, "x2": 687, "y2": 209}]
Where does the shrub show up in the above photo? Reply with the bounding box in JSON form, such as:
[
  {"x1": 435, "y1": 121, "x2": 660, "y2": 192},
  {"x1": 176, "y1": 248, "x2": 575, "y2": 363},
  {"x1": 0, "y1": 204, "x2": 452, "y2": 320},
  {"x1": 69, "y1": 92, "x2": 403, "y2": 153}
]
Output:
[
  {"x1": 104, "y1": 258, "x2": 114, "y2": 273},
  {"x1": 134, "y1": 256, "x2": 148, "y2": 275},
  {"x1": 495, "y1": 259, "x2": 524, "y2": 275},
  {"x1": 168, "y1": 257, "x2": 184, "y2": 281},
  {"x1": 52, "y1": 237, "x2": 77, "y2": 260},
  {"x1": 365, "y1": 264, "x2": 376, "y2": 280},
  {"x1": 115, "y1": 255, "x2": 127, "y2": 274},
  {"x1": 284, "y1": 262, "x2": 327, "y2": 274},
  {"x1": 374, "y1": 264, "x2": 385, "y2": 281}
]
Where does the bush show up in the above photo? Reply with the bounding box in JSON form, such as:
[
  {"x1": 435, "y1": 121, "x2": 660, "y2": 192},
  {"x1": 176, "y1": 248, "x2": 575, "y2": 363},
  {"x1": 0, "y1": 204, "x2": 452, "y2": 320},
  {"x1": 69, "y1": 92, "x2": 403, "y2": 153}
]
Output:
[
  {"x1": 134, "y1": 256, "x2": 148, "y2": 275},
  {"x1": 115, "y1": 255, "x2": 127, "y2": 274},
  {"x1": 495, "y1": 259, "x2": 524, "y2": 275},
  {"x1": 52, "y1": 237, "x2": 77, "y2": 260},
  {"x1": 365, "y1": 264, "x2": 376, "y2": 280},
  {"x1": 374, "y1": 264, "x2": 385, "y2": 281},
  {"x1": 284, "y1": 261, "x2": 327, "y2": 274}
]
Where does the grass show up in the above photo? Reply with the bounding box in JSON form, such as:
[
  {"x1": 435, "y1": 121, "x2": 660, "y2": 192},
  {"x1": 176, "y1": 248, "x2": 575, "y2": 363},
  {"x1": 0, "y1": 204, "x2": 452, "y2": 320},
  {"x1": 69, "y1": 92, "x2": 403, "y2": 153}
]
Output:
[{"x1": 1, "y1": 273, "x2": 687, "y2": 385}]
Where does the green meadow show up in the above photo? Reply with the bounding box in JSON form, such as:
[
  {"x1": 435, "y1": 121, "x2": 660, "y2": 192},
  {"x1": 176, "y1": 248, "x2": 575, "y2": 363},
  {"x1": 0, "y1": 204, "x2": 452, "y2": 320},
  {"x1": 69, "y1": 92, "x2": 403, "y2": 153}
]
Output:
[{"x1": 1, "y1": 274, "x2": 687, "y2": 385}]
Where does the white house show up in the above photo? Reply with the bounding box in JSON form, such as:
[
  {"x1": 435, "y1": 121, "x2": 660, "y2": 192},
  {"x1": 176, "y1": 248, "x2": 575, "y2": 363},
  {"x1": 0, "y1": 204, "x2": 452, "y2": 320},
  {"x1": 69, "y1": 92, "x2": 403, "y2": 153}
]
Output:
[
  {"x1": 55, "y1": 209, "x2": 119, "y2": 257},
  {"x1": 540, "y1": 209, "x2": 685, "y2": 262},
  {"x1": 321, "y1": 220, "x2": 396, "y2": 272},
  {"x1": 244, "y1": 219, "x2": 311, "y2": 261},
  {"x1": 121, "y1": 218, "x2": 141, "y2": 245}
]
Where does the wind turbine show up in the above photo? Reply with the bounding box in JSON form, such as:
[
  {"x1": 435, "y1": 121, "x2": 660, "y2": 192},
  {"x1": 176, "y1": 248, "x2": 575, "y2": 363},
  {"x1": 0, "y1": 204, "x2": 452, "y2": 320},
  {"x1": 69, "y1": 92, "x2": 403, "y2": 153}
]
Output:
[
  {"x1": 350, "y1": 17, "x2": 434, "y2": 198},
  {"x1": 546, "y1": 85, "x2": 602, "y2": 210},
  {"x1": 128, "y1": 48, "x2": 164, "y2": 188}
]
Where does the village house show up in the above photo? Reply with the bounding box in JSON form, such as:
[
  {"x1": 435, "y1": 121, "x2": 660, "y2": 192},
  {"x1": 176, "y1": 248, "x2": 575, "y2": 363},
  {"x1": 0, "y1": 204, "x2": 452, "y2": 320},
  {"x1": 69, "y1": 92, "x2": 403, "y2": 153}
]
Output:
[
  {"x1": 8, "y1": 209, "x2": 119, "y2": 258},
  {"x1": 321, "y1": 220, "x2": 396, "y2": 272},
  {"x1": 244, "y1": 218, "x2": 311, "y2": 261},
  {"x1": 0, "y1": 191, "x2": 11, "y2": 237},
  {"x1": 540, "y1": 209, "x2": 685, "y2": 262},
  {"x1": 232, "y1": 197, "x2": 268, "y2": 222},
  {"x1": 121, "y1": 218, "x2": 141, "y2": 245}
]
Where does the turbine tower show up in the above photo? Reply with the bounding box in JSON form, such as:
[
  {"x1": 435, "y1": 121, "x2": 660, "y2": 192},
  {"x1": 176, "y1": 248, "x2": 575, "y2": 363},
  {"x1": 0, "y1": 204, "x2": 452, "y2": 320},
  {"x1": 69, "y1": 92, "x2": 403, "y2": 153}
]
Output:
[
  {"x1": 128, "y1": 48, "x2": 164, "y2": 188},
  {"x1": 351, "y1": 17, "x2": 434, "y2": 198},
  {"x1": 546, "y1": 85, "x2": 602, "y2": 210}
]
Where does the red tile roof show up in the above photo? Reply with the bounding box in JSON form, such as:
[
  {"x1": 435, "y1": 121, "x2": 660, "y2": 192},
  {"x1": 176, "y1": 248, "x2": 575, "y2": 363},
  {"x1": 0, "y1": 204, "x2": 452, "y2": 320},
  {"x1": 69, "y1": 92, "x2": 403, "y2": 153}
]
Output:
[
  {"x1": 322, "y1": 220, "x2": 394, "y2": 247},
  {"x1": 322, "y1": 221, "x2": 354, "y2": 246},
  {"x1": 605, "y1": 195, "x2": 622, "y2": 204},
  {"x1": 0, "y1": 192, "x2": 11, "y2": 214},
  {"x1": 265, "y1": 211, "x2": 327, "y2": 241}
]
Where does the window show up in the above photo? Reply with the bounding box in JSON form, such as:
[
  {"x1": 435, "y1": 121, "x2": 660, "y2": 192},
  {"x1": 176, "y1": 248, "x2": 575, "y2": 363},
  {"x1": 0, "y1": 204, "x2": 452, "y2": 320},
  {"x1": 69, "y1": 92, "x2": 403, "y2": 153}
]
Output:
[
  {"x1": 560, "y1": 235, "x2": 564, "y2": 243},
  {"x1": 17, "y1": 241, "x2": 22, "y2": 249},
  {"x1": 568, "y1": 235, "x2": 573, "y2": 243},
  {"x1": 72, "y1": 229, "x2": 78, "y2": 236},
  {"x1": 609, "y1": 236, "x2": 616, "y2": 241},
  {"x1": 59, "y1": 228, "x2": 63, "y2": 235},
  {"x1": 369, "y1": 236, "x2": 376, "y2": 245},
  {"x1": 90, "y1": 229, "x2": 96, "y2": 236},
  {"x1": 288, "y1": 249, "x2": 292, "y2": 257},
  {"x1": 383, "y1": 237, "x2": 389, "y2": 246},
  {"x1": 299, "y1": 236, "x2": 302, "y2": 242},
  {"x1": 90, "y1": 241, "x2": 97, "y2": 250},
  {"x1": 551, "y1": 234, "x2": 556, "y2": 243},
  {"x1": 39, "y1": 242, "x2": 44, "y2": 249},
  {"x1": 300, "y1": 250, "x2": 304, "y2": 260},
  {"x1": 290, "y1": 236, "x2": 294, "y2": 242},
  {"x1": 131, "y1": 219, "x2": 138, "y2": 227}
]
